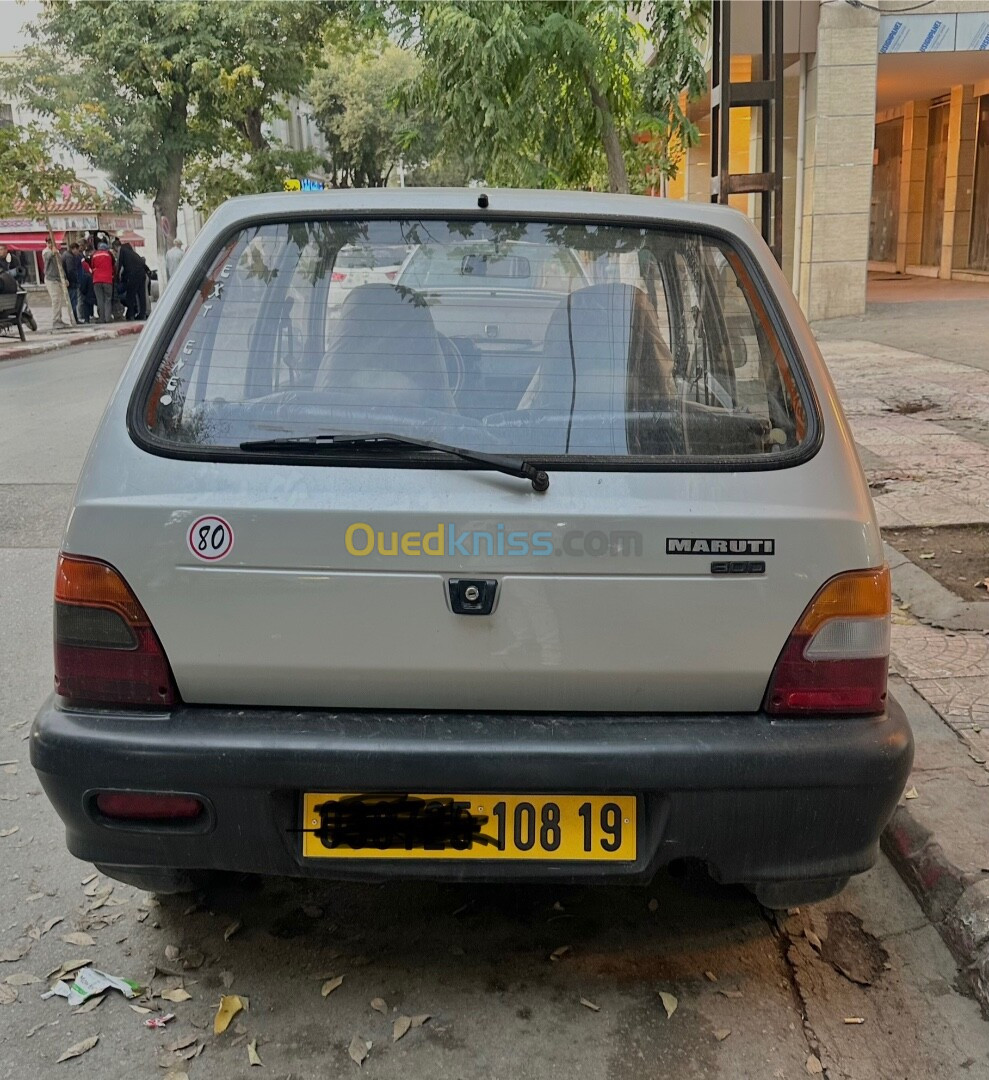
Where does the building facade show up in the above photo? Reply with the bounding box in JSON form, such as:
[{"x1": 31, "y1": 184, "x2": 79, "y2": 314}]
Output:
[{"x1": 669, "y1": 0, "x2": 989, "y2": 320}]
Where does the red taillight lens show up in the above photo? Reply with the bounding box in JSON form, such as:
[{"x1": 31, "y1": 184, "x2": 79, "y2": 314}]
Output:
[
  {"x1": 54, "y1": 554, "x2": 178, "y2": 708},
  {"x1": 765, "y1": 567, "x2": 891, "y2": 717},
  {"x1": 331, "y1": 271, "x2": 346, "y2": 282},
  {"x1": 384, "y1": 270, "x2": 398, "y2": 280},
  {"x1": 96, "y1": 792, "x2": 202, "y2": 821}
]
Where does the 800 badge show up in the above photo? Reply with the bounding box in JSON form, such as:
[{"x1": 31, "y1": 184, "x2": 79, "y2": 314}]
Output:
[{"x1": 187, "y1": 514, "x2": 234, "y2": 562}]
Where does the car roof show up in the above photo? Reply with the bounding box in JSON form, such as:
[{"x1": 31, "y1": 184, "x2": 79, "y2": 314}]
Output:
[{"x1": 204, "y1": 187, "x2": 762, "y2": 242}]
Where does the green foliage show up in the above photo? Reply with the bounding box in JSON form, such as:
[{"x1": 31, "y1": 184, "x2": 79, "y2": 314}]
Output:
[
  {"x1": 391, "y1": 0, "x2": 709, "y2": 194},
  {"x1": 0, "y1": 124, "x2": 74, "y2": 218},
  {"x1": 1, "y1": 1, "x2": 352, "y2": 252},
  {"x1": 308, "y1": 41, "x2": 472, "y2": 188}
]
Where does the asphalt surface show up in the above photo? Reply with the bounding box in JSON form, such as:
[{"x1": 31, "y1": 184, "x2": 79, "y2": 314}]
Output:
[{"x1": 1, "y1": 338, "x2": 987, "y2": 1079}]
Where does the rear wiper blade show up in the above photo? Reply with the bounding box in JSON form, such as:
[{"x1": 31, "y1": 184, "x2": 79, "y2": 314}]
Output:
[{"x1": 240, "y1": 432, "x2": 550, "y2": 492}]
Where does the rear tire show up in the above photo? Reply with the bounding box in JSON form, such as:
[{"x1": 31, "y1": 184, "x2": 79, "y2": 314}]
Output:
[
  {"x1": 25, "y1": 311, "x2": 38, "y2": 332},
  {"x1": 752, "y1": 876, "x2": 850, "y2": 909}
]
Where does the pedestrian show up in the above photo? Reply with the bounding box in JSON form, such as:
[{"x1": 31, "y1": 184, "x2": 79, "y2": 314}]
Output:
[
  {"x1": 63, "y1": 242, "x2": 82, "y2": 321},
  {"x1": 42, "y1": 238, "x2": 71, "y2": 330},
  {"x1": 164, "y1": 237, "x2": 185, "y2": 285},
  {"x1": 0, "y1": 242, "x2": 26, "y2": 284},
  {"x1": 76, "y1": 251, "x2": 96, "y2": 323},
  {"x1": 90, "y1": 241, "x2": 115, "y2": 324},
  {"x1": 117, "y1": 241, "x2": 149, "y2": 320}
]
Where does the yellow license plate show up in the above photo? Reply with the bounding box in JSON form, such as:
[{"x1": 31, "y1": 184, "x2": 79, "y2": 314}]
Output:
[{"x1": 301, "y1": 793, "x2": 637, "y2": 861}]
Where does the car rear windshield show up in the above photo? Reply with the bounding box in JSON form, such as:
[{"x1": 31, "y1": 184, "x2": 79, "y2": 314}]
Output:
[{"x1": 141, "y1": 218, "x2": 813, "y2": 463}]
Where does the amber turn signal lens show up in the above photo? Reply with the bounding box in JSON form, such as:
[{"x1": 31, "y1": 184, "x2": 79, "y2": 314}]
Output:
[
  {"x1": 55, "y1": 554, "x2": 151, "y2": 626},
  {"x1": 791, "y1": 567, "x2": 890, "y2": 636}
]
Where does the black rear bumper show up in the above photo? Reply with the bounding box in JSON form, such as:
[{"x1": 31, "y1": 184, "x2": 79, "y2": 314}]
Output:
[{"x1": 31, "y1": 696, "x2": 913, "y2": 889}]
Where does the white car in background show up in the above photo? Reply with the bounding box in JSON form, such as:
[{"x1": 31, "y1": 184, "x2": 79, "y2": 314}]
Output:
[{"x1": 32, "y1": 188, "x2": 912, "y2": 907}]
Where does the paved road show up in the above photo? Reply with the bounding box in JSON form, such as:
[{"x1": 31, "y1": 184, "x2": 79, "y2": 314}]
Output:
[{"x1": 1, "y1": 340, "x2": 987, "y2": 1079}]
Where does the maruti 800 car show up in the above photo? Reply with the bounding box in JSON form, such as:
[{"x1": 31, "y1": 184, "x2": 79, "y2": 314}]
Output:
[{"x1": 31, "y1": 189, "x2": 913, "y2": 907}]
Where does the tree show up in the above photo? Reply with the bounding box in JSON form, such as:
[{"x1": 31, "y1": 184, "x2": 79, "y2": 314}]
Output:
[
  {"x1": 0, "y1": 124, "x2": 75, "y2": 314},
  {"x1": 392, "y1": 0, "x2": 709, "y2": 194},
  {"x1": 3, "y1": 1, "x2": 345, "y2": 259}
]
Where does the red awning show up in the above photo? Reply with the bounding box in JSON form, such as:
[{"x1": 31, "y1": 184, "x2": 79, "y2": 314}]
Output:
[
  {"x1": 118, "y1": 230, "x2": 145, "y2": 247},
  {"x1": 0, "y1": 230, "x2": 66, "y2": 251}
]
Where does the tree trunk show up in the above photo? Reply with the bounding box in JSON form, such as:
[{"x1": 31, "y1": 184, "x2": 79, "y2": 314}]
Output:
[
  {"x1": 587, "y1": 80, "x2": 629, "y2": 194},
  {"x1": 242, "y1": 107, "x2": 268, "y2": 151},
  {"x1": 153, "y1": 93, "x2": 188, "y2": 264}
]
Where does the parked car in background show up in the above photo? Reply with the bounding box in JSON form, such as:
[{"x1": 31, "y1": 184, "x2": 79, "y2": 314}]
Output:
[
  {"x1": 32, "y1": 189, "x2": 911, "y2": 907},
  {"x1": 329, "y1": 242, "x2": 411, "y2": 310}
]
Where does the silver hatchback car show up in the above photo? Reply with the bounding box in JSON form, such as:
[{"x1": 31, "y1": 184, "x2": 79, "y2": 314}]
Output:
[{"x1": 32, "y1": 189, "x2": 912, "y2": 906}]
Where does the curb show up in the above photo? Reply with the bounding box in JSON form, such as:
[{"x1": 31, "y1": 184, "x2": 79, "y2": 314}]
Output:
[
  {"x1": 881, "y1": 811, "x2": 989, "y2": 1015},
  {"x1": 885, "y1": 540, "x2": 989, "y2": 632},
  {"x1": 880, "y1": 680, "x2": 989, "y2": 1017},
  {"x1": 0, "y1": 323, "x2": 142, "y2": 361}
]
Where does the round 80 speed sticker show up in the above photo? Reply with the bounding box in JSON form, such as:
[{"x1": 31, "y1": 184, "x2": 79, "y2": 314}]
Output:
[{"x1": 187, "y1": 515, "x2": 234, "y2": 562}]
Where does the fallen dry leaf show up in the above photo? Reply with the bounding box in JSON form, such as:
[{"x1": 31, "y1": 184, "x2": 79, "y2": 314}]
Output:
[
  {"x1": 715, "y1": 1028, "x2": 731, "y2": 1041},
  {"x1": 904, "y1": 787, "x2": 919, "y2": 800},
  {"x1": 549, "y1": 945, "x2": 571, "y2": 962},
  {"x1": 223, "y1": 921, "x2": 243, "y2": 942},
  {"x1": 62, "y1": 932, "x2": 96, "y2": 948},
  {"x1": 804, "y1": 929, "x2": 823, "y2": 952},
  {"x1": 392, "y1": 1016, "x2": 412, "y2": 1042},
  {"x1": 348, "y1": 1034, "x2": 369, "y2": 1066},
  {"x1": 221, "y1": 970, "x2": 235, "y2": 989},
  {"x1": 0, "y1": 827, "x2": 19, "y2": 838},
  {"x1": 806, "y1": 1053, "x2": 824, "y2": 1075},
  {"x1": 370, "y1": 997, "x2": 387, "y2": 1015},
  {"x1": 717, "y1": 988, "x2": 743, "y2": 999},
  {"x1": 411, "y1": 1014, "x2": 431, "y2": 1028},
  {"x1": 321, "y1": 975, "x2": 344, "y2": 998},
  {"x1": 579, "y1": 997, "x2": 600, "y2": 1011},
  {"x1": 80, "y1": 873, "x2": 98, "y2": 886},
  {"x1": 47, "y1": 958, "x2": 93, "y2": 980},
  {"x1": 166, "y1": 1034, "x2": 198, "y2": 1053},
  {"x1": 0, "y1": 983, "x2": 17, "y2": 1005},
  {"x1": 919, "y1": 552, "x2": 935, "y2": 560},
  {"x1": 161, "y1": 988, "x2": 192, "y2": 1004},
  {"x1": 658, "y1": 991, "x2": 677, "y2": 1019},
  {"x1": 5, "y1": 972, "x2": 39, "y2": 986},
  {"x1": 214, "y1": 994, "x2": 244, "y2": 1035},
  {"x1": 41, "y1": 916, "x2": 65, "y2": 936},
  {"x1": 1, "y1": 942, "x2": 32, "y2": 963},
  {"x1": 977, "y1": 578, "x2": 989, "y2": 590},
  {"x1": 703, "y1": 970, "x2": 718, "y2": 982},
  {"x1": 57, "y1": 1035, "x2": 100, "y2": 1063},
  {"x1": 248, "y1": 1039, "x2": 262, "y2": 1066},
  {"x1": 128, "y1": 1004, "x2": 152, "y2": 1015},
  {"x1": 165, "y1": 945, "x2": 181, "y2": 961},
  {"x1": 844, "y1": 1017, "x2": 866, "y2": 1025},
  {"x1": 73, "y1": 994, "x2": 106, "y2": 1014}
]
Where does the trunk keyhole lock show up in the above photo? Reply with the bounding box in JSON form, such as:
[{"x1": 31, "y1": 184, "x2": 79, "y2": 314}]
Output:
[{"x1": 448, "y1": 579, "x2": 498, "y2": 616}]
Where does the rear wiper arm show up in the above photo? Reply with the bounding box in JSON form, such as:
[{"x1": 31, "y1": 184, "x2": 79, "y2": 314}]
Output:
[{"x1": 240, "y1": 432, "x2": 550, "y2": 492}]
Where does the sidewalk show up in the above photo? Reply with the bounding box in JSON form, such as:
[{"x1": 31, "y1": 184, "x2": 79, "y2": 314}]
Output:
[
  {"x1": 821, "y1": 329, "x2": 989, "y2": 1013},
  {"x1": 0, "y1": 319, "x2": 143, "y2": 361}
]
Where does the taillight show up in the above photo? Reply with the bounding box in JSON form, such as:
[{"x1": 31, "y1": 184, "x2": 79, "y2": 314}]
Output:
[
  {"x1": 331, "y1": 271, "x2": 347, "y2": 282},
  {"x1": 765, "y1": 567, "x2": 890, "y2": 717},
  {"x1": 54, "y1": 554, "x2": 178, "y2": 708},
  {"x1": 384, "y1": 270, "x2": 398, "y2": 280}
]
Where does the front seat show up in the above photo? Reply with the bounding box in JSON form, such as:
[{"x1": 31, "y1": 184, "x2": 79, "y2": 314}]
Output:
[
  {"x1": 316, "y1": 284, "x2": 457, "y2": 416},
  {"x1": 528, "y1": 283, "x2": 680, "y2": 455}
]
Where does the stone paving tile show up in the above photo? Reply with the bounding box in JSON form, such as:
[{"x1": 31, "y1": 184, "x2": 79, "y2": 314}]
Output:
[
  {"x1": 909, "y1": 676, "x2": 989, "y2": 729},
  {"x1": 890, "y1": 623, "x2": 989, "y2": 680},
  {"x1": 821, "y1": 339, "x2": 989, "y2": 527}
]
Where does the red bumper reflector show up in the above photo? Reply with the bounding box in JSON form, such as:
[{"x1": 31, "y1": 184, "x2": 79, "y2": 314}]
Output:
[{"x1": 95, "y1": 792, "x2": 203, "y2": 821}]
